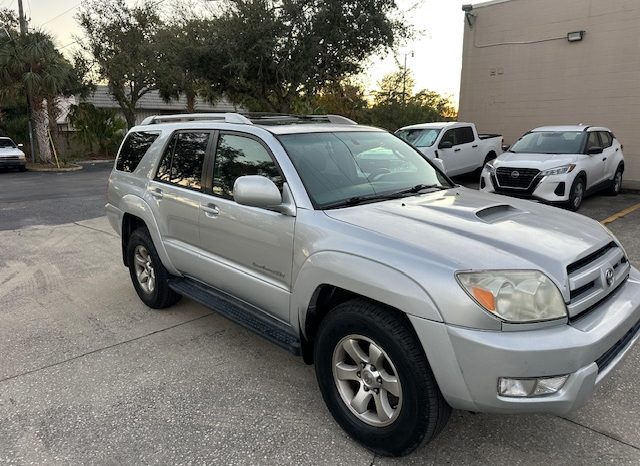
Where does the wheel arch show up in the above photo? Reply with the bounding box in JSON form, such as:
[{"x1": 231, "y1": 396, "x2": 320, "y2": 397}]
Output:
[{"x1": 292, "y1": 252, "x2": 443, "y2": 364}]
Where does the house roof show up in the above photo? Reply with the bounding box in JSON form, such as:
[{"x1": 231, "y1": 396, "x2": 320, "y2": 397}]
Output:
[{"x1": 85, "y1": 85, "x2": 238, "y2": 112}]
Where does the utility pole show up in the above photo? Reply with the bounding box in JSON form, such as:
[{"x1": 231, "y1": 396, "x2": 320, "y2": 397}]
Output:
[
  {"x1": 402, "y1": 51, "x2": 414, "y2": 106},
  {"x1": 17, "y1": 0, "x2": 37, "y2": 162}
]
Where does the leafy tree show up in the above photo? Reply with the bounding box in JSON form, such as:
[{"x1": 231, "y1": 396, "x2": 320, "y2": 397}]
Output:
[
  {"x1": 77, "y1": 0, "x2": 164, "y2": 128},
  {"x1": 362, "y1": 70, "x2": 457, "y2": 130},
  {"x1": 0, "y1": 25, "x2": 80, "y2": 163},
  {"x1": 68, "y1": 102, "x2": 126, "y2": 157},
  {"x1": 204, "y1": 0, "x2": 410, "y2": 112}
]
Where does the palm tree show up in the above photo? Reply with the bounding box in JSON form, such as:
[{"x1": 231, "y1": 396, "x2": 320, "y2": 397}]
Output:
[{"x1": 0, "y1": 29, "x2": 78, "y2": 163}]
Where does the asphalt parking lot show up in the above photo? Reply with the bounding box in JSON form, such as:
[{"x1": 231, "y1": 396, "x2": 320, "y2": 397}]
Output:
[{"x1": 1, "y1": 164, "x2": 640, "y2": 464}]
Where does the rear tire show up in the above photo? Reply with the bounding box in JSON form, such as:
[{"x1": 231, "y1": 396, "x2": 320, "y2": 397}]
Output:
[
  {"x1": 567, "y1": 176, "x2": 585, "y2": 211},
  {"x1": 314, "y1": 299, "x2": 450, "y2": 457},
  {"x1": 607, "y1": 166, "x2": 623, "y2": 196},
  {"x1": 126, "y1": 228, "x2": 181, "y2": 309}
]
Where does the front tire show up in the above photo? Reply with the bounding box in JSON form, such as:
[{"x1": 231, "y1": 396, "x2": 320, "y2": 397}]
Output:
[
  {"x1": 126, "y1": 228, "x2": 181, "y2": 309},
  {"x1": 314, "y1": 299, "x2": 450, "y2": 457},
  {"x1": 567, "y1": 176, "x2": 585, "y2": 211}
]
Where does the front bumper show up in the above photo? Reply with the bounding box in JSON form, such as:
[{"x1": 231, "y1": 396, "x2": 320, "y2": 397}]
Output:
[
  {"x1": 410, "y1": 266, "x2": 640, "y2": 415},
  {"x1": 480, "y1": 169, "x2": 571, "y2": 203},
  {"x1": 0, "y1": 158, "x2": 26, "y2": 168}
]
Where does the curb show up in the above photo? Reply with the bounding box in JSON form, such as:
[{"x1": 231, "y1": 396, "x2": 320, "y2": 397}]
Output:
[
  {"x1": 26, "y1": 163, "x2": 83, "y2": 172},
  {"x1": 76, "y1": 159, "x2": 115, "y2": 164}
]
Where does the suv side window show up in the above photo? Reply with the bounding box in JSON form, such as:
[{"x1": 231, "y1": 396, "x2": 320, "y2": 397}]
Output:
[
  {"x1": 155, "y1": 131, "x2": 209, "y2": 190},
  {"x1": 599, "y1": 131, "x2": 613, "y2": 148},
  {"x1": 440, "y1": 129, "x2": 456, "y2": 146},
  {"x1": 586, "y1": 132, "x2": 602, "y2": 151},
  {"x1": 212, "y1": 134, "x2": 284, "y2": 199},
  {"x1": 455, "y1": 126, "x2": 475, "y2": 144},
  {"x1": 116, "y1": 131, "x2": 160, "y2": 172}
]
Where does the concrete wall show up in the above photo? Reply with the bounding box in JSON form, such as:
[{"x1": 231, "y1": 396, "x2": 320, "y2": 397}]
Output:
[{"x1": 458, "y1": 0, "x2": 640, "y2": 185}]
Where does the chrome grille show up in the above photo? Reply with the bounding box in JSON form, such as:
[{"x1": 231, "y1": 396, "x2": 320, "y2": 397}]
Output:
[
  {"x1": 495, "y1": 167, "x2": 540, "y2": 189},
  {"x1": 567, "y1": 242, "x2": 630, "y2": 318},
  {"x1": 1, "y1": 155, "x2": 21, "y2": 160}
]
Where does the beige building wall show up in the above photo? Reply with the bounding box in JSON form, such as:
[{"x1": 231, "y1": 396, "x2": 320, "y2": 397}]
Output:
[{"x1": 458, "y1": 0, "x2": 640, "y2": 185}]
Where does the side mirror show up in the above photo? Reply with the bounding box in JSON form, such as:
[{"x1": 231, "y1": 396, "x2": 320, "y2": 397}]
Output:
[
  {"x1": 234, "y1": 175, "x2": 282, "y2": 208},
  {"x1": 432, "y1": 158, "x2": 446, "y2": 173},
  {"x1": 587, "y1": 146, "x2": 603, "y2": 155},
  {"x1": 439, "y1": 140, "x2": 454, "y2": 149},
  {"x1": 17, "y1": 143, "x2": 24, "y2": 148}
]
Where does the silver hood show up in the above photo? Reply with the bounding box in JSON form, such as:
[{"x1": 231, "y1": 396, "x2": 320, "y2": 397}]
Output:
[{"x1": 324, "y1": 187, "x2": 614, "y2": 292}]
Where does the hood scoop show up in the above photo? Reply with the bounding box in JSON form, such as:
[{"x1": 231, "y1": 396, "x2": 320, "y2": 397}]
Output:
[{"x1": 475, "y1": 204, "x2": 525, "y2": 223}]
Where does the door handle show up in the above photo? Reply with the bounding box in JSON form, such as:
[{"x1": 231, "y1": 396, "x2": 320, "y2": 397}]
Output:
[
  {"x1": 150, "y1": 187, "x2": 163, "y2": 199},
  {"x1": 615, "y1": 147, "x2": 619, "y2": 152},
  {"x1": 472, "y1": 144, "x2": 478, "y2": 148},
  {"x1": 201, "y1": 203, "x2": 220, "y2": 217},
  {"x1": 454, "y1": 148, "x2": 461, "y2": 152},
  {"x1": 603, "y1": 158, "x2": 607, "y2": 161}
]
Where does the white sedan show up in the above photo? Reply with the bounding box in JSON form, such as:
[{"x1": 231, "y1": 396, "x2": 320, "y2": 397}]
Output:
[
  {"x1": 480, "y1": 125, "x2": 624, "y2": 211},
  {"x1": 0, "y1": 137, "x2": 27, "y2": 171}
]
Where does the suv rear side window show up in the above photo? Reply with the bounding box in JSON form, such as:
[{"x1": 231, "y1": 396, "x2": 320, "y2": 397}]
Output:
[
  {"x1": 116, "y1": 131, "x2": 159, "y2": 172},
  {"x1": 455, "y1": 127, "x2": 475, "y2": 144},
  {"x1": 599, "y1": 131, "x2": 613, "y2": 148},
  {"x1": 212, "y1": 134, "x2": 283, "y2": 199},
  {"x1": 156, "y1": 131, "x2": 210, "y2": 190}
]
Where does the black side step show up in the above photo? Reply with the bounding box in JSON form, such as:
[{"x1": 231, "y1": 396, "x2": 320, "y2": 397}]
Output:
[{"x1": 169, "y1": 277, "x2": 301, "y2": 356}]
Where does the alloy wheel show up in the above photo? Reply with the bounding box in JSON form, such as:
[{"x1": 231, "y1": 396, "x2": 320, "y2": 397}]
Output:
[{"x1": 133, "y1": 245, "x2": 155, "y2": 294}]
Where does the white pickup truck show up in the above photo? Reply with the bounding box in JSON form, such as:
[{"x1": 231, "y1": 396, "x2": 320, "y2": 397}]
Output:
[{"x1": 396, "y1": 122, "x2": 503, "y2": 176}]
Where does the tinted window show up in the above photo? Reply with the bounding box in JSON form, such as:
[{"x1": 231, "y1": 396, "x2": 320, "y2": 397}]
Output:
[
  {"x1": 586, "y1": 132, "x2": 602, "y2": 150},
  {"x1": 441, "y1": 129, "x2": 456, "y2": 146},
  {"x1": 599, "y1": 132, "x2": 613, "y2": 148},
  {"x1": 155, "y1": 131, "x2": 209, "y2": 190},
  {"x1": 213, "y1": 134, "x2": 283, "y2": 199},
  {"x1": 510, "y1": 131, "x2": 586, "y2": 155},
  {"x1": 116, "y1": 131, "x2": 159, "y2": 172},
  {"x1": 280, "y1": 131, "x2": 451, "y2": 208},
  {"x1": 455, "y1": 127, "x2": 475, "y2": 144}
]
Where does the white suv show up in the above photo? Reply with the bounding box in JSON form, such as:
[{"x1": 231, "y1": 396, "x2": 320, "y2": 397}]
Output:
[{"x1": 480, "y1": 125, "x2": 624, "y2": 210}]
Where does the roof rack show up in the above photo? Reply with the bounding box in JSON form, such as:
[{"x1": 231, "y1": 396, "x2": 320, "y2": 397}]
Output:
[
  {"x1": 140, "y1": 113, "x2": 252, "y2": 125},
  {"x1": 140, "y1": 112, "x2": 357, "y2": 126}
]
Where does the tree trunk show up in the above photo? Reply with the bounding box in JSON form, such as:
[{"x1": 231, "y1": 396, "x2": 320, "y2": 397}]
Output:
[
  {"x1": 123, "y1": 107, "x2": 137, "y2": 129},
  {"x1": 186, "y1": 92, "x2": 196, "y2": 113},
  {"x1": 32, "y1": 101, "x2": 52, "y2": 164}
]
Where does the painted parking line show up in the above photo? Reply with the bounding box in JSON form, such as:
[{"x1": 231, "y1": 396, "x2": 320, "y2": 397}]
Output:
[{"x1": 601, "y1": 202, "x2": 640, "y2": 225}]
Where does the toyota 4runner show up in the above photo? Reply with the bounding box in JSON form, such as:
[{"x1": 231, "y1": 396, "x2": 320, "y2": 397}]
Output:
[{"x1": 106, "y1": 113, "x2": 640, "y2": 456}]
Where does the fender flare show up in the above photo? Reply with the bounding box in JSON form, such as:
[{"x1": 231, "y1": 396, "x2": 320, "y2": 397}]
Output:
[
  {"x1": 120, "y1": 194, "x2": 179, "y2": 275},
  {"x1": 291, "y1": 251, "x2": 443, "y2": 337}
]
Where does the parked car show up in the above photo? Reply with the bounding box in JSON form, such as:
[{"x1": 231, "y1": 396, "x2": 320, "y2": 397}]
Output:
[
  {"x1": 107, "y1": 113, "x2": 640, "y2": 457},
  {"x1": 395, "y1": 122, "x2": 502, "y2": 176},
  {"x1": 480, "y1": 125, "x2": 624, "y2": 211},
  {"x1": 0, "y1": 137, "x2": 26, "y2": 171}
]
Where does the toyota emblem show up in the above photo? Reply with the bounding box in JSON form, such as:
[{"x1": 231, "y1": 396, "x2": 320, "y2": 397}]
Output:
[
  {"x1": 511, "y1": 171, "x2": 520, "y2": 178},
  {"x1": 605, "y1": 268, "x2": 614, "y2": 287}
]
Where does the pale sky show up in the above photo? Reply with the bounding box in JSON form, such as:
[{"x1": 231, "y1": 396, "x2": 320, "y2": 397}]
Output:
[{"x1": 20, "y1": 0, "x2": 485, "y2": 105}]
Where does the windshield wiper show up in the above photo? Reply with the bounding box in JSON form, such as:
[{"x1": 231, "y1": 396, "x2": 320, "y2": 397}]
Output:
[{"x1": 389, "y1": 184, "x2": 448, "y2": 197}]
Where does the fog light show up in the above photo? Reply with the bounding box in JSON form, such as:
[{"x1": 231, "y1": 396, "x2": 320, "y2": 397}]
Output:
[{"x1": 498, "y1": 375, "x2": 568, "y2": 397}]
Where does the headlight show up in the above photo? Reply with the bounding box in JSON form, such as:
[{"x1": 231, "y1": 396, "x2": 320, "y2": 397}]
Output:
[
  {"x1": 456, "y1": 270, "x2": 567, "y2": 322},
  {"x1": 540, "y1": 164, "x2": 575, "y2": 176},
  {"x1": 18, "y1": 153, "x2": 26, "y2": 160},
  {"x1": 484, "y1": 161, "x2": 496, "y2": 173}
]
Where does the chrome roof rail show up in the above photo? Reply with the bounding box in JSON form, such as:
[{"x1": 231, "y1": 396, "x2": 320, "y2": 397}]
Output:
[{"x1": 141, "y1": 113, "x2": 252, "y2": 125}]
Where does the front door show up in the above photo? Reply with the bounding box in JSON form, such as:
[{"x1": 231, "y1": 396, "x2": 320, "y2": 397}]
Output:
[
  {"x1": 196, "y1": 132, "x2": 295, "y2": 323},
  {"x1": 584, "y1": 131, "x2": 605, "y2": 188}
]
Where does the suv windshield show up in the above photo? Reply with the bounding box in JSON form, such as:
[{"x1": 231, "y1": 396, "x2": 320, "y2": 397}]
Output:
[
  {"x1": 510, "y1": 131, "x2": 586, "y2": 154},
  {"x1": 395, "y1": 128, "x2": 441, "y2": 147},
  {"x1": 0, "y1": 138, "x2": 16, "y2": 148},
  {"x1": 279, "y1": 131, "x2": 451, "y2": 209}
]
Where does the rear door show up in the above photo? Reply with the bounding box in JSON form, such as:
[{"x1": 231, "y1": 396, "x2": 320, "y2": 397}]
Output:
[
  {"x1": 584, "y1": 131, "x2": 605, "y2": 188},
  {"x1": 454, "y1": 126, "x2": 478, "y2": 173},
  {"x1": 195, "y1": 132, "x2": 295, "y2": 323},
  {"x1": 146, "y1": 130, "x2": 212, "y2": 276},
  {"x1": 598, "y1": 131, "x2": 617, "y2": 180}
]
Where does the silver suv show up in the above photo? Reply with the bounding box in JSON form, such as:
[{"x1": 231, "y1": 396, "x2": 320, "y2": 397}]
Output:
[{"x1": 106, "y1": 113, "x2": 640, "y2": 456}]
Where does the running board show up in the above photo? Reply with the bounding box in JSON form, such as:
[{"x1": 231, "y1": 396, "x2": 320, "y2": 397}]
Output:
[{"x1": 169, "y1": 278, "x2": 301, "y2": 356}]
